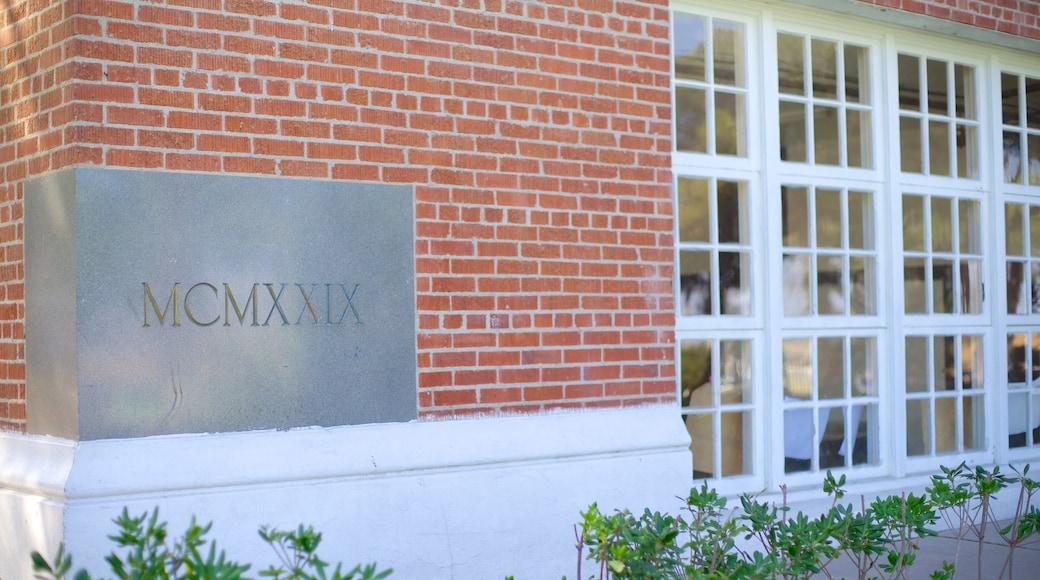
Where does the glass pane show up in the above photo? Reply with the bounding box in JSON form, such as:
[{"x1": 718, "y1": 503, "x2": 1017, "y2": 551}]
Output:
[
  {"x1": 778, "y1": 33, "x2": 805, "y2": 96},
  {"x1": 1005, "y1": 132, "x2": 1022, "y2": 183},
  {"x1": 715, "y1": 92, "x2": 744, "y2": 156},
  {"x1": 783, "y1": 254, "x2": 811, "y2": 316},
  {"x1": 1007, "y1": 262, "x2": 1027, "y2": 314},
  {"x1": 1030, "y1": 206, "x2": 1040, "y2": 256},
  {"x1": 1009, "y1": 333, "x2": 1027, "y2": 384},
  {"x1": 673, "y1": 13, "x2": 707, "y2": 82},
  {"x1": 1029, "y1": 134, "x2": 1040, "y2": 185},
  {"x1": 851, "y1": 337, "x2": 876, "y2": 396},
  {"x1": 898, "y1": 53, "x2": 920, "y2": 111},
  {"x1": 1032, "y1": 395, "x2": 1040, "y2": 445},
  {"x1": 784, "y1": 406, "x2": 813, "y2": 472},
  {"x1": 904, "y1": 257, "x2": 927, "y2": 314},
  {"x1": 931, "y1": 197, "x2": 952, "y2": 252},
  {"x1": 848, "y1": 191, "x2": 872, "y2": 250},
  {"x1": 815, "y1": 189, "x2": 842, "y2": 248},
  {"x1": 960, "y1": 260, "x2": 982, "y2": 314},
  {"x1": 962, "y1": 335, "x2": 982, "y2": 390},
  {"x1": 782, "y1": 186, "x2": 810, "y2": 247},
  {"x1": 783, "y1": 338, "x2": 813, "y2": 399},
  {"x1": 1033, "y1": 333, "x2": 1040, "y2": 380},
  {"x1": 679, "y1": 250, "x2": 712, "y2": 315},
  {"x1": 929, "y1": 120, "x2": 950, "y2": 176},
  {"x1": 1006, "y1": 203, "x2": 1025, "y2": 256},
  {"x1": 933, "y1": 259, "x2": 955, "y2": 313},
  {"x1": 817, "y1": 255, "x2": 844, "y2": 315},
  {"x1": 906, "y1": 399, "x2": 928, "y2": 456},
  {"x1": 934, "y1": 335, "x2": 955, "y2": 392},
  {"x1": 955, "y1": 64, "x2": 973, "y2": 120},
  {"x1": 811, "y1": 38, "x2": 838, "y2": 100},
  {"x1": 850, "y1": 256, "x2": 875, "y2": 315},
  {"x1": 814, "y1": 106, "x2": 840, "y2": 165},
  {"x1": 956, "y1": 124, "x2": 977, "y2": 179},
  {"x1": 927, "y1": 59, "x2": 948, "y2": 115},
  {"x1": 959, "y1": 199, "x2": 979, "y2": 254},
  {"x1": 935, "y1": 397, "x2": 956, "y2": 453},
  {"x1": 676, "y1": 87, "x2": 707, "y2": 153},
  {"x1": 820, "y1": 407, "x2": 844, "y2": 468},
  {"x1": 1033, "y1": 263, "x2": 1040, "y2": 314},
  {"x1": 1002, "y1": 72, "x2": 1020, "y2": 125},
  {"x1": 900, "y1": 116, "x2": 922, "y2": 172},
  {"x1": 717, "y1": 180, "x2": 745, "y2": 244},
  {"x1": 713, "y1": 20, "x2": 744, "y2": 87},
  {"x1": 847, "y1": 109, "x2": 871, "y2": 168},
  {"x1": 963, "y1": 396, "x2": 983, "y2": 450},
  {"x1": 905, "y1": 336, "x2": 929, "y2": 393},
  {"x1": 780, "y1": 101, "x2": 807, "y2": 162},
  {"x1": 818, "y1": 337, "x2": 844, "y2": 400},
  {"x1": 677, "y1": 177, "x2": 710, "y2": 242},
  {"x1": 719, "y1": 411, "x2": 749, "y2": 476},
  {"x1": 1028, "y1": 77, "x2": 1040, "y2": 129},
  {"x1": 719, "y1": 252, "x2": 750, "y2": 315},
  {"x1": 844, "y1": 44, "x2": 868, "y2": 104},
  {"x1": 1010, "y1": 393, "x2": 1028, "y2": 448},
  {"x1": 686, "y1": 412, "x2": 715, "y2": 477},
  {"x1": 853, "y1": 405, "x2": 877, "y2": 465},
  {"x1": 903, "y1": 195, "x2": 925, "y2": 252},
  {"x1": 680, "y1": 340, "x2": 712, "y2": 407},
  {"x1": 719, "y1": 340, "x2": 751, "y2": 403}
]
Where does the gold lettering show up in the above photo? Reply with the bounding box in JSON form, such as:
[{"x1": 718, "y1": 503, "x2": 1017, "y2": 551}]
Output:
[
  {"x1": 184, "y1": 283, "x2": 220, "y2": 326},
  {"x1": 295, "y1": 284, "x2": 320, "y2": 325},
  {"x1": 143, "y1": 282, "x2": 180, "y2": 327},
  {"x1": 224, "y1": 283, "x2": 259, "y2": 326}
]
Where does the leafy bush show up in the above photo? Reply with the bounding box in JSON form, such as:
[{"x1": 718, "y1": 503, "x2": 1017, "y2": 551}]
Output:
[
  {"x1": 31, "y1": 508, "x2": 391, "y2": 580},
  {"x1": 576, "y1": 464, "x2": 1040, "y2": 580}
]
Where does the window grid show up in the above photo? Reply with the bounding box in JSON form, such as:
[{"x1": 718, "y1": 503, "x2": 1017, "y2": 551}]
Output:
[
  {"x1": 673, "y1": 13, "x2": 748, "y2": 157},
  {"x1": 904, "y1": 334, "x2": 986, "y2": 456},
  {"x1": 1001, "y1": 72, "x2": 1040, "y2": 185},
  {"x1": 670, "y1": 3, "x2": 1033, "y2": 485},
  {"x1": 776, "y1": 32, "x2": 873, "y2": 168},
  {"x1": 897, "y1": 54, "x2": 979, "y2": 178},
  {"x1": 901, "y1": 193, "x2": 983, "y2": 315},
  {"x1": 681, "y1": 338, "x2": 754, "y2": 478}
]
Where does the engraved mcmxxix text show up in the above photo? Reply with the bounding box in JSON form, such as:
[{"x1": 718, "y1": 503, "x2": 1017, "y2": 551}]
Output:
[{"x1": 142, "y1": 282, "x2": 362, "y2": 327}]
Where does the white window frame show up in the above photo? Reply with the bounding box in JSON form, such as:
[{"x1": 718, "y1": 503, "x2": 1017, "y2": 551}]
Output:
[{"x1": 672, "y1": 0, "x2": 1040, "y2": 493}]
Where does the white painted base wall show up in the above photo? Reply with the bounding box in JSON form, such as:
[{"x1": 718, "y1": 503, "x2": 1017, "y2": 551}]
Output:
[{"x1": 0, "y1": 406, "x2": 692, "y2": 580}]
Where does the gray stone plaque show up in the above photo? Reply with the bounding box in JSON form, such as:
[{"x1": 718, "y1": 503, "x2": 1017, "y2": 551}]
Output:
[{"x1": 26, "y1": 168, "x2": 416, "y2": 440}]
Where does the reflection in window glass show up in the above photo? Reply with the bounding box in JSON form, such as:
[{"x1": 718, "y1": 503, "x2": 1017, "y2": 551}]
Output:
[
  {"x1": 903, "y1": 194, "x2": 982, "y2": 315},
  {"x1": 682, "y1": 339, "x2": 752, "y2": 478},
  {"x1": 676, "y1": 87, "x2": 708, "y2": 153},
  {"x1": 899, "y1": 54, "x2": 977, "y2": 177},
  {"x1": 778, "y1": 33, "x2": 805, "y2": 96},
  {"x1": 778, "y1": 31, "x2": 872, "y2": 168},
  {"x1": 785, "y1": 186, "x2": 877, "y2": 317},
  {"x1": 906, "y1": 334, "x2": 985, "y2": 456},
  {"x1": 784, "y1": 336, "x2": 879, "y2": 472},
  {"x1": 674, "y1": 15, "x2": 747, "y2": 157},
  {"x1": 1005, "y1": 202, "x2": 1040, "y2": 315},
  {"x1": 678, "y1": 178, "x2": 750, "y2": 317},
  {"x1": 673, "y1": 13, "x2": 707, "y2": 82},
  {"x1": 1001, "y1": 72, "x2": 1040, "y2": 184},
  {"x1": 714, "y1": 20, "x2": 744, "y2": 86}
]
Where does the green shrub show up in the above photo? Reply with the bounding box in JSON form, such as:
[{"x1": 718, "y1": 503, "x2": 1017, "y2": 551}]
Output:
[
  {"x1": 31, "y1": 508, "x2": 391, "y2": 580},
  {"x1": 575, "y1": 465, "x2": 1040, "y2": 580}
]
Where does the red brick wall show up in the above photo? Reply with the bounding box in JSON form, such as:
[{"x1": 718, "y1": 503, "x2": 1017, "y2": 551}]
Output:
[
  {"x1": 856, "y1": 0, "x2": 1040, "y2": 38},
  {"x1": 0, "y1": 0, "x2": 677, "y2": 432},
  {"x1": 4, "y1": 0, "x2": 1036, "y2": 433}
]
